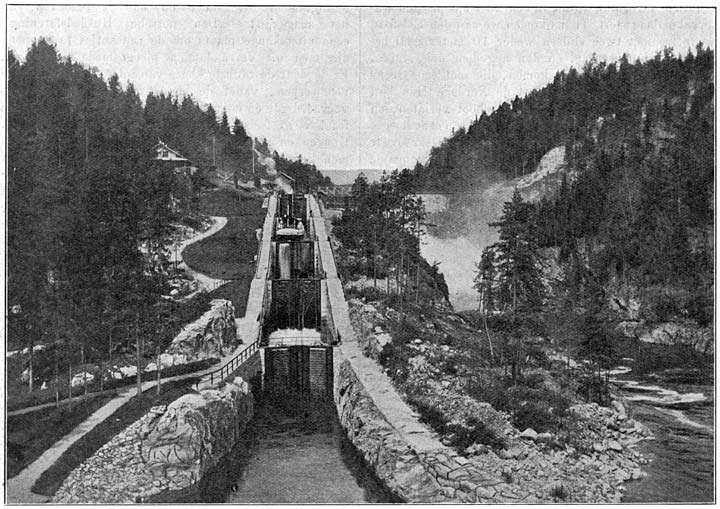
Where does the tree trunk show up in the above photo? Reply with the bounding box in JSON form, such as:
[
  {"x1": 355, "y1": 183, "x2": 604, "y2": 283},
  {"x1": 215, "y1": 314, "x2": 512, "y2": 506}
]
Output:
[
  {"x1": 54, "y1": 344, "x2": 59, "y2": 409},
  {"x1": 373, "y1": 229, "x2": 378, "y2": 290},
  {"x1": 482, "y1": 312, "x2": 495, "y2": 362},
  {"x1": 81, "y1": 345, "x2": 88, "y2": 406},
  {"x1": 68, "y1": 364, "x2": 73, "y2": 409},
  {"x1": 156, "y1": 346, "x2": 161, "y2": 396},
  {"x1": 28, "y1": 343, "x2": 34, "y2": 394},
  {"x1": 415, "y1": 262, "x2": 420, "y2": 304},
  {"x1": 136, "y1": 313, "x2": 142, "y2": 396}
]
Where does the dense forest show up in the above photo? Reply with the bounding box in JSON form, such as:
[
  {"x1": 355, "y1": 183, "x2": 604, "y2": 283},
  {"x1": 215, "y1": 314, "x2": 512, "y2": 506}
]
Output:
[
  {"x1": 144, "y1": 90, "x2": 331, "y2": 191},
  {"x1": 7, "y1": 38, "x2": 329, "y2": 386},
  {"x1": 415, "y1": 44, "x2": 713, "y2": 192},
  {"x1": 416, "y1": 44, "x2": 713, "y2": 327},
  {"x1": 334, "y1": 45, "x2": 714, "y2": 424},
  {"x1": 332, "y1": 169, "x2": 449, "y2": 305}
]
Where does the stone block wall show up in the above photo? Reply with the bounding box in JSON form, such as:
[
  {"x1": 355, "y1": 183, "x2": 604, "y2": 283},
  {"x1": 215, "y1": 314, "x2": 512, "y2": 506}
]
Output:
[
  {"x1": 333, "y1": 353, "x2": 448, "y2": 503},
  {"x1": 52, "y1": 376, "x2": 254, "y2": 504},
  {"x1": 332, "y1": 349, "x2": 648, "y2": 504}
]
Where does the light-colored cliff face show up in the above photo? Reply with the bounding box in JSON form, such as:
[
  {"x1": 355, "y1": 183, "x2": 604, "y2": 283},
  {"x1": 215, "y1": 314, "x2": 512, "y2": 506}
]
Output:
[{"x1": 422, "y1": 147, "x2": 567, "y2": 311}]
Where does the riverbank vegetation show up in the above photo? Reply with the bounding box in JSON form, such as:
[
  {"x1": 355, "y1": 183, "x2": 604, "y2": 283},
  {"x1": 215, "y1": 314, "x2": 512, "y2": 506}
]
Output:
[
  {"x1": 331, "y1": 170, "x2": 449, "y2": 305},
  {"x1": 331, "y1": 175, "x2": 588, "y2": 450},
  {"x1": 328, "y1": 43, "x2": 713, "y2": 464}
]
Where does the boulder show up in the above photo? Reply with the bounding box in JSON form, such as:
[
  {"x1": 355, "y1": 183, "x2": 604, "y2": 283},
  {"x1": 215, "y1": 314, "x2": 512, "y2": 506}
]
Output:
[
  {"x1": 631, "y1": 468, "x2": 645, "y2": 480},
  {"x1": 607, "y1": 440, "x2": 623, "y2": 452},
  {"x1": 166, "y1": 299, "x2": 237, "y2": 361},
  {"x1": 119, "y1": 366, "x2": 137, "y2": 378},
  {"x1": 408, "y1": 355, "x2": 430, "y2": 374},
  {"x1": 611, "y1": 400, "x2": 628, "y2": 421},
  {"x1": 499, "y1": 446, "x2": 526, "y2": 460},
  {"x1": 519, "y1": 428, "x2": 538, "y2": 440},
  {"x1": 139, "y1": 377, "x2": 253, "y2": 490},
  {"x1": 71, "y1": 372, "x2": 94, "y2": 387}
]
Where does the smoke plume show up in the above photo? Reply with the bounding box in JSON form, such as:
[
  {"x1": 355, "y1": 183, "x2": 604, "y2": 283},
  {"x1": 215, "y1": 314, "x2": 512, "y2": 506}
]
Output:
[{"x1": 254, "y1": 147, "x2": 293, "y2": 194}]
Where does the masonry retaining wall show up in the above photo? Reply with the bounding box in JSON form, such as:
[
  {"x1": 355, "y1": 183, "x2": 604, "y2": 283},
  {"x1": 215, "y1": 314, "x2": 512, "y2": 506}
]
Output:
[{"x1": 52, "y1": 377, "x2": 254, "y2": 504}]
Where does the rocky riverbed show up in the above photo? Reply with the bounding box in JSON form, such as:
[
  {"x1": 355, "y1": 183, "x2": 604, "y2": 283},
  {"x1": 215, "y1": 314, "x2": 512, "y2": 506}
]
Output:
[{"x1": 346, "y1": 297, "x2": 654, "y2": 503}]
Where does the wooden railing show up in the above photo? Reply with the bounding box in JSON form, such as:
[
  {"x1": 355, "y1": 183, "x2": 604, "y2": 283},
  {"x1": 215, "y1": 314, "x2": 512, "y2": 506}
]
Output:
[
  {"x1": 210, "y1": 279, "x2": 231, "y2": 291},
  {"x1": 203, "y1": 338, "x2": 261, "y2": 387},
  {"x1": 264, "y1": 336, "x2": 325, "y2": 348}
]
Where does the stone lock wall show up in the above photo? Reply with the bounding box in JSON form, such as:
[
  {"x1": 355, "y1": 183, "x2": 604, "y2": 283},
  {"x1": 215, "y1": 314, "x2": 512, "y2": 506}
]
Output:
[
  {"x1": 52, "y1": 376, "x2": 254, "y2": 504},
  {"x1": 333, "y1": 354, "x2": 447, "y2": 502}
]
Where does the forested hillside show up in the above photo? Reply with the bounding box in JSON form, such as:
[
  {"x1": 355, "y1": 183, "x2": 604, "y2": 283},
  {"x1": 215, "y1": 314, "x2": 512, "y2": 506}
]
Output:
[
  {"x1": 7, "y1": 38, "x2": 328, "y2": 376},
  {"x1": 144, "y1": 91, "x2": 331, "y2": 191},
  {"x1": 415, "y1": 44, "x2": 713, "y2": 193},
  {"x1": 414, "y1": 45, "x2": 713, "y2": 329}
]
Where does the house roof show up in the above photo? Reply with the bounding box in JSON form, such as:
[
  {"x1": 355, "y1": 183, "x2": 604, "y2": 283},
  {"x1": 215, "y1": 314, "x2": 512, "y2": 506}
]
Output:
[{"x1": 152, "y1": 140, "x2": 189, "y2": 161}]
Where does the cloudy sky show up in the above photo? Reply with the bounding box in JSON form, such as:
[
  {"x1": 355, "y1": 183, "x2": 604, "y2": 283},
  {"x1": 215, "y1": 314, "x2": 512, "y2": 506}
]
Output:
[{"x1": 7, "y1": 6, "x2": 714, "y2": 171}]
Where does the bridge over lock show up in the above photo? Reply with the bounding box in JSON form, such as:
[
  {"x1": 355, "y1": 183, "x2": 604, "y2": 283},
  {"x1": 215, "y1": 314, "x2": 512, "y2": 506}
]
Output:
[{"x1": 316, "y1": 184, "x2": 353, "y2": 209}]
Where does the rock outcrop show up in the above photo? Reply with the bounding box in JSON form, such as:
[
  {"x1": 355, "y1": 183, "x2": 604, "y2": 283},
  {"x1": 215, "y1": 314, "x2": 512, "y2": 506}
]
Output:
[
  {"x1": 140, "y1": 378, "x2": 253, "y2": 486},
  {"x1": 335, "y1": 349, "x2": 652, "y2": 503},
  {"x1": 165, "y1": 299, "x2": 238, "y2": 365},
  {"x1": 52, "y1": 376, "x2": 253, "y2": 504}
]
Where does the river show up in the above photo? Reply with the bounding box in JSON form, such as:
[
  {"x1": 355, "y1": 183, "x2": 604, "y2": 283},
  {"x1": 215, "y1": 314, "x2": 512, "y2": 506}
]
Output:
[
  {"x1": 192, "y1": 397, "x2": 396, "y2": 503},
  {"x1": 616, "y1": 373, "x2": 714, "y2": 503},
  {"x1": 422, "y1": 228, "x2": 714, "y2": 503}
]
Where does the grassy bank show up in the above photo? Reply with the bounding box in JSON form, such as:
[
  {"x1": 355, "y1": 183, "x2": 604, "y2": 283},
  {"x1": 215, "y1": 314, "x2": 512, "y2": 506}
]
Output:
[
  {"x1": 183, "y1": 216, "x2": 262, "y2": 279},
  {"x1": 32, "y1": 378, "x2": 199, "y2": 497},
  {"x1": 208, "y1": 278, "x2": 256, "y2": 319},
  {"x1": 184, "y1": 187, "x2": 265, "y2": 280},
  {"x1": 7, "y1": 393, "x2": 118, "y2": 479}
]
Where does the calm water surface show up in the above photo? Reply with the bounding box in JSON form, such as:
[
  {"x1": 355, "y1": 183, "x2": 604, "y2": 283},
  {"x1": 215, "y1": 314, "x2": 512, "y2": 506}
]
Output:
[{"x1": 194, "y1": 397, "x2": 395, "y2": 503}]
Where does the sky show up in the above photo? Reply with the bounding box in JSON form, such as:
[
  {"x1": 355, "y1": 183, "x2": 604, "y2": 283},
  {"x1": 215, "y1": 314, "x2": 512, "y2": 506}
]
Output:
[{"x1": 6, "y1": 6, "x2": 715, "y2": 171}]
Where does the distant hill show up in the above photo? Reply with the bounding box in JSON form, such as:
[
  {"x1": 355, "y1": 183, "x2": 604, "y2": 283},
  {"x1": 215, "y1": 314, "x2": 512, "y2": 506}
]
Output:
[{"x1": 321, "y1": 169, "x2": 389, "y2": 185}]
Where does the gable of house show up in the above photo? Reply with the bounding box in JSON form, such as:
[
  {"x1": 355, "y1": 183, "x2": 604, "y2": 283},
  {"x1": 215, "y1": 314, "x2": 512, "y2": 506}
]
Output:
[{"x1": 153, "y1": 141, "x2": 189, "y2": 162}]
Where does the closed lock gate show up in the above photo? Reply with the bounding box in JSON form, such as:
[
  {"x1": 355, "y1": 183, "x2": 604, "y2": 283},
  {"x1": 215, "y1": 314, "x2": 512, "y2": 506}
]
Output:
[{"x1": 264, "y1": 346, "x2": 333, "y2": 399}]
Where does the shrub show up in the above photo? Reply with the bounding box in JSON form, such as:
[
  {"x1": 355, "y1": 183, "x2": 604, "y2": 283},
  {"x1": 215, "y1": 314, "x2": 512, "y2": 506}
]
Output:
[
  {"x1": 501, "y1": 469, "x2": 514, "y2": 484},
  {"x1": 446, "y1": 417, "x2": 506, "y2": 450},
  {"x1": 348, "y1": 285, "x2": 384, "y2": 302},
  {"x1": 550, "y1": 482, "x2": 568, "y2": 500},
  {"x1": 378, "y1": 342, "x2": 412, "y2": 383},
  {"x1": 407, "y1": 397, "x2": 505, "y2": 450},
  {"x1": 466, "y1": 372, "x2": 574, "y2": 433},
  {"x1": 576, "y1": 373, "x2": 612, "y2": 406}
]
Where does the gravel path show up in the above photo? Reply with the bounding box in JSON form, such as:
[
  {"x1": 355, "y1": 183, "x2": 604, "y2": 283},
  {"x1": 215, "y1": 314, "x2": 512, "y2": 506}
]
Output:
[
  {"x1": 171, "y1": 216, "x2": 229, "y2": 291},
  {"x1": 5, "y1": 207, "x2": 272, "y2": 504}
]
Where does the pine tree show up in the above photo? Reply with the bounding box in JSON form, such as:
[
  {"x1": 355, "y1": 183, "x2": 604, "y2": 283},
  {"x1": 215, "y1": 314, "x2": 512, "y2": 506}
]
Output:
[
  {"x1": 488, "y1": 189, "x2": 544, "y2": 313},
  {"x1": 474, "y1": 246, "x2": 496, "y2": 314}
]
